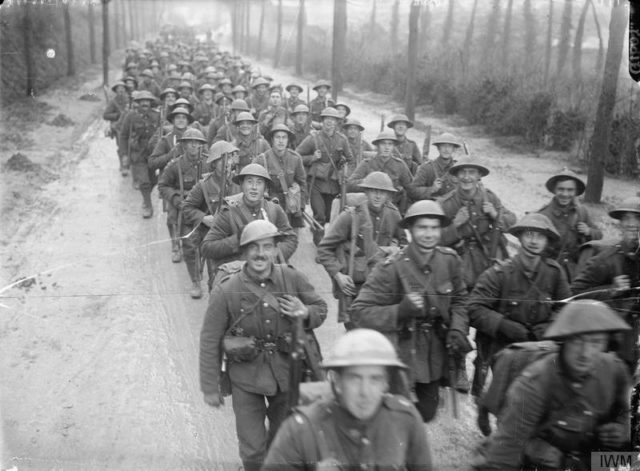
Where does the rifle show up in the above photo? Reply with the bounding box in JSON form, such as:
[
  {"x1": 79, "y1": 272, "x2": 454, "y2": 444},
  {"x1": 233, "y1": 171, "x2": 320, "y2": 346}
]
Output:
[
  {"x1": 380, "y1": 114, "x2": 385, "y2": 132},
  {"x1": 447, "y1": 353, "x2": 459, "y2": 419},
  {"x1": 422, "y1": 124, "x2": 432, "y2": 160},
  {"x1": 176, "y1": 159, "x2": 186, "y2": 257},
  {"x1": 344, "y1": 207, "x2": 357, "y2": 310},
  {"x1": 302, "y1": 211, "x2": 324, "y2": 232},
  {"x1": 193, "y1": 148, "x2": 204, "y2": 284},
  {"x1": 217, "y1": 152, "x2": 230, "y2": 214}
]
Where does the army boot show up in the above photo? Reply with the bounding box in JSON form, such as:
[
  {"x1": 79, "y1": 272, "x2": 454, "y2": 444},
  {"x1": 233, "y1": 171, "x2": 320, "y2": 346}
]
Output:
[
  {"x1": 186, "y1": 259, "x2": 203, "y2": 299},
  {"x1": 141, "y1": 189, "x2": 153, "y2": 219},
  {"x1": 168, "y1": 224, "x2": 182, "y2": 263},
  {"x1": 189, "y1": 281, "x2": 203, "y2": 299},
  {"x1": 477, "y1": 404, "x2": 491, "y2": 437}
]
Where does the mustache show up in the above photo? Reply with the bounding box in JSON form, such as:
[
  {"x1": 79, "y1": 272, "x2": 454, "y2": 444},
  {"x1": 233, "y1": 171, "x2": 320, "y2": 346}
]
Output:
[{"x1": 251, "y1": 255, "x2": 270, "y2": 262}]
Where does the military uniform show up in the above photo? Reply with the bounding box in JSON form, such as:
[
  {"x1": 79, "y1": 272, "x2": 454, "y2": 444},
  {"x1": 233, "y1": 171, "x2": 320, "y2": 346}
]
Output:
[
  {"x1": 201, "y1": 198, "x2": 297, "y2": 266},
  {"x1": 438, "y1": 187, "x2": 516, "y2": 288},
  {"x1": 262, "y1": 395, "x2": 432, "y2": 471},
  {"x1": 347, "y1": 154, "x2": 412, "y2": 212},
  {"x1": 137, "y1": 79, "x2": 162, "y2": 97},
  {"x1": 309, "y1": 96, "x2": 329, "y2": 124},
  {"x1": 296, "y1": 130, "x2": 354, "y2": 225},
  {"x1": 253, "y1": 149, "x2": 307, "y2": 228},
  {"x1": 290, "y1": 121, "x2": 311, "y2": 149},
  {"x1": 206, "y1": 114, "x2": 227, "y2": 148},
  {"x1": 475, "y1": 352, "x2": 630, "y2": 470},
  {"x1": 538, "y1": 198, "x2": 602, "y2": 282},
  {"x1": 346, "y1": 137, "x2": 374, "y2": 174},
  {"x1": 232, "y1": 134, "x2": 271, "y2": 170},
  {"x1": 148, "y1": 128, "x2": 185, "y2": 173},
  {"x1": 393, "y1": 137, "x2": 422, "y2": 175},
  {"x1": 350, "y1": 244, "x2": 468, "y2": 421},
  {"x1": 257, "y1": 105, "x2": 288, "y2": 137},
  {"x1": 192, "y1": 100, "x2": 217, "y2": 128},
  {"x1": 317, "y1": 201, "x2": 404, "y2": 323},
  {"x1": 251, "y1": 92, "x2": 269, "y2": 115},
  {"x1": 103, "y1": 94, "x2": 131, "y2": 169},
  {"x1": 285, "y1": 96, "x2": 305, "y2": 114},
  {"x1": 200, "y1": 263, "x2": 327, "y2": 471},
  {"x1": 407, "y1": 156, "x2": 458, "y2": 201}
]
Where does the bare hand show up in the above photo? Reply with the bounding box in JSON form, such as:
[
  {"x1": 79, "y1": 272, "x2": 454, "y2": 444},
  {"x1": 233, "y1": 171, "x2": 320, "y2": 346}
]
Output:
[
  {"x1": 202, "y1": 215, "x2": 215, "y2": 228},
  {"x1": 313, "y1": 149, "x2": 322, "y2": 161},
  {"x1": 406, "y1": 292, "x2": 424, "y2": 311},
  {"x1": 453, "y1": 207, "x2": 470, "y2": 228},
  {"x1": 576, "y1": 222, "x2": 591, "y2": 236},
  {"x1": 204, "y1": 392, "x2": 224, "y2": 408},
  {"x1": 613, "y1": 275, "x2": 630, "y2": 290},
  {"x1": 278, "y1": 294, "x2": 309, "y2": 319},
  {"x1": 597, "y1": 423, "x2": 628, "y2": 448},
  {"x1": 482, "y1": 202, "x2": 498, "y2": 219},
  {"x1": 334, "y1": 273, "x2": 357, "y2": 297},
  {"x1": 432, "y1": 178, "x2": 443, "y2": 191}
]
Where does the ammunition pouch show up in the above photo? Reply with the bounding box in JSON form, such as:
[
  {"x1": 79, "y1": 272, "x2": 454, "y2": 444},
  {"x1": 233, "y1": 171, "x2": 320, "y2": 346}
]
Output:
[{"x1": 223, "y1": 334, "x2": 258, "y2": 363}]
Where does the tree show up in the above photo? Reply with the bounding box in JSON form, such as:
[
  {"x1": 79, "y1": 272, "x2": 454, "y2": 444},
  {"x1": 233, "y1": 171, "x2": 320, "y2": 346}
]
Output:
[
  {"x1": 296, "y1": 0, "x2": 306, "y2": 75},
  {"x1": 274, "y1": 0, "x2": 283, "y2": 67},
  {"x1": 257, "y1": 0, "x2": 266, "y2": 60},
  {"x1": 441, "y1": 0, "x2": 454, "y2": 46},
  {"x1": 501, "y1": 0, "x2": 514, "y2": 70},
  {"x1": 88, "y1": 3, "x2": 96, "y2": 64},
  {"x1": 128, "y1": 0, "x2": 136, "y2": 41},
  {"x1": 390, "y1": 0, "x2": 399, "y2": 53},
  {"x1": 331, "y1": 0, "x2": 347, "y2": 101},
  {"x1": 418, "y1": 2, "x2": 431, "y2": 55},
  {"x1": 584, "y1": 1, "x2": 627, "y2": 203},
  {"x1": 405, "y1": 2, "x2": 421, "y2": 121},
  {"x1": 102, "y1": 0, "x2": 110, "y2": 87},
  {"x1": 572, "y1": 0, "x2": 591, "y2": 80},
  {"x1": 462, "y1": 0, "x2": 479, "y2": 72},
  {"x1": 23, "y1": 1, "x2": 35, "y2": 96},
  {"x1": 482, "y1": 0, "x2": 501, "y2": 70},
  {"x1": 63, "y1": 3, "x2": 75, "y2": 76},
  {"x1": 523, "y1": 0, "x2": 537, "y2": 72},
  {"x1": 556, "y1": 0, "x2": 573, "y2": 77},
  {"x1": 544, "y1": 0, "x2": 554, "y2": 84},
  {"x1": 591, "y1": 0, "x2": 605, "y2": 74}
]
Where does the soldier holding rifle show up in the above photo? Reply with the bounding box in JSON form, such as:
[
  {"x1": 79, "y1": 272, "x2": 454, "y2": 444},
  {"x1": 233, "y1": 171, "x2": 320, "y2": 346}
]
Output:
[
  {"x1": 200, "y1": 220, "x2": 327, "y2": 471},
  {"x1": 408, "y1": 132, "x2": 462, "y2": 201}
]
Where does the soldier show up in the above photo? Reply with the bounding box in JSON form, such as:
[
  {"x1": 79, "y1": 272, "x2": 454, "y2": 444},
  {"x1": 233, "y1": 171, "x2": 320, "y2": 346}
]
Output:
[
  {"x1": 218, "y1": 77, "x2": 233, "y2": 97},
  {"x1": 212, "y1": 98, "x2": 250, "y2": 144},
  {"x1": 160, "y1": 69, "x2": 181, "y2": 91},
  {"x1": 200, "y1": 219, "x2": 327, "y2": 471},
  {"x1": 334, "y1": 102, "x2": 350, "y2": 127},
  {"x1": 159, "y1": 87, "x2": 178, "y2": 119},
  {"x1": 158, "y1": 129, "x2": 208, "y2": 299},
  {"x1": 289, "y1": 104, "x2": 311, "y2": 149},
  {"x1": 263, "y1": 329, "x2": 432, "y2": 471},
  {"x1": 206, "y1": 93, "x2": 232, "y2": 148},
  {"x1": 387, "y1": 114, "x2": 422, "y2": 175},
  {"x1": 438, "y1": 159, "x2": 516, "y2": 288},
  {"x1": 347, "y1": 131, "x2": 412, "y2": 214},
  {"x1": 232, "y1": 84, "x2": 249, "y2": 102},
  {"x1": 467, "y1": 213, "x2": 571, "y2": 435},
  {"x1": 253, "y1": 124, "x2": 307, "y2": 230},
  {"x1": 148, "y1": 106, "x2": 192, "y2": 174},
  {"x1": 120, "y1": 90, "x2": 162, "y2": 218},
  {"x1": 342, "y1": 118, "x2": 375, "y2": 173},
  {"x1": 250, "y1": 77, "x2": 270, "y2": 116},
  {"x1": 296, "y1": 107, "x2": 354, "y2": 231},
  {"x1": 571, "y1": 196, "x2": 640, "y2": 374},
  {"x1": 408, "y1": 132, "x2": 461, "y2": 201},
  {"x1": 537, "y1": 169, "x2": 602, "y2": 282},
  {"x1": 232, "y1": 112, "x2": 271, "y2": 170},
  {"x1": 177, "y1": 81, "x2": 197, "y2": 108},
  {"x1": 201, "y1": 163, "x2": 298, "y2": 268},
  {"x1": 257, "y1": 88, "x2": 288, "y2": 137},
  {"x1": 317, "y1": 172, "x2": 404, "y2": 330},
  {"x1": 103, "y1": 80, "x2": 131, "y2": 176},
  {"x1": 284, "y1": 83, "x2": 305, "y2": 114},
  {"x1": 309, "y1": 80, "x2": 331, "y2": 124},
  {"x1": 192, "y1": 83, "x2": 217, "y2": 128},
  {"x1": 138, "y1": 69, "x2": 162, "y2": 97},
  {"x1": 350, "y1": 200, "x2": 470, "y2": 422},
  {"x1": 474, "y1": 300, "x2": 631, "y2": 471}
]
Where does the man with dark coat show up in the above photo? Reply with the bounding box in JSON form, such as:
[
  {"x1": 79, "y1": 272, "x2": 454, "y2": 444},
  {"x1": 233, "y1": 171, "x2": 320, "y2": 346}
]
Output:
[
  {"x1": 408, "y1": 132, "x2": 461, "y2": 201},
  {"x1": 284, "y1": 83, "x2": 306, "y2": 114},
  {"x1": 342, "y1": 118, "x2": 375, "y2": 174},
  {"x1": 103, "y1": 81, "x2": 131, "y2": 176},
  {"x1": 387, "y1": 114, "x2": 422, "y2": 175},
  {"x1": 231, "y1": 112, "x2": 271, "y2": 170},
  {"x1": 309, "y1": 80, "x2": 331, "y2": 124},
  {"x1": 289, "y1": 104, "x2": 312, "y2": 149}
]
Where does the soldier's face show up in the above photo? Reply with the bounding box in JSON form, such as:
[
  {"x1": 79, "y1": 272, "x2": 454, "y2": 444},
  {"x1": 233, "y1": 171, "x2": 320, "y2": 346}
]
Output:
[
  {"x1": 456, "y1": 168, "x2": 481, "y2": 191},
  {"x1": 289, "y1": 88, "x2": 299, "y2": 98},
  {"x1": 294, "y1": 113, "x2": 308, "y2": 125},
  {"x1": 233, "y1": 92, "x2": 246, "y2": 100},
  {"x1": 138, "y1": 100, "x2": 151, "y2": 112},
  {"x1": 333, "y1": 365, "x2": 388, "y2": 421},
  {"x1": 377, "y1": 140, "x2": 395, "y2": 157},
  {"x1": 519, "y1": 230, "x2": 548, "y2": 256},
  {"x1": 366, "y1": 189, "x2": 390, "y2": 211},
  {"x1": 179, "y1": 88, "x2": 191, "y2": 98},
  {"x1": 620, "y1": 213, "x2": 640, "y2": 244},
  {"x1": 272, "y1": 131, "x2": 289, "y2": 151},
  {"x1": 256, "y1": 85, "x2": 267, "y2": 96},
  {"x1": 164, "y1": 93, "x2": 177, "y2": 105},
  {"x1": 410, "y1": 217, "x2": 442, "y2": 250},
  {"x1": 393, "y1": 122, "x2": 408, "y2": 136},
  {"x1": 345, "y1": 126, "x2": 360, "y2": 139},
  {"x1": 554, "y1": 179, "x2": 577, "y2": 207},
  {"x1": 336, "y1": 106, "x2": 348, "y2": 118},
  {"x1": 222, "y1": 84, "x2": 232, "y2": 94},
  {"x1": 238, "y1": 121, "x2": 254, "y2": 136},
  {"x1": 184, "y1": 140, "x2": 201, "y2": 159},
  {"x1": 202, "y1": 90, "x2": 213, "y2": 101},
  {"x1": 242, "y1": 176, "x2": 266, "y2": 203},
  {"x1": 316, "y1": 86, "x2": 328, "y2": 97},
  {"x1": 562, "y1": 333, "x2": 608, "y2": 377},
  {"x1": 269, "y1": 92, "x2": 282, "y2": 107},
  {"x1": 244, "y1": 238, "x2": 276, "y2": 275},
  {"x1": 115, "y1": 86, "x2": 126, "y2": 97},
  {"x1": 437, "y1": 144, "x2": 456, "y2": 159},
  {"x1": 322, "y1": 117, "x2": 337, "y2": 133}
]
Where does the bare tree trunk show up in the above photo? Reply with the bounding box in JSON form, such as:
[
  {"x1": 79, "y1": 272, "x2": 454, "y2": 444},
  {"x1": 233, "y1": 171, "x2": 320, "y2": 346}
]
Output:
[
  {"x1": 102, "y1": 0, "x2": 110, "y2": 87},
  {"x1": 331, "y1": 0, "x2": 347, "y2": 101},
  {"x1": 88, "y1": 3, "x2": 97, "y2": 64},
  {"x1": 231, "y1": 1, "x2": 238, "y2": 55},
  {"x1": 405, "y1": 2, "x2": 420, "y2": 121},
  {"x1": 274, "y1": 0, "x2": 283, "y2": 67},
  {"x1": 245, "y1": 0, "x2": 251, "y2": 55},
  {"x1": 296, "y1": 0, "x2": 306, "y2": 75},
  {"x1": 544, "y1": 0, "x2": 554, "y2": 84},
  {"x1": 591, "y1": 0, "x2": 605, "y2": 74},
  {"x1": 482, "y1": 0, "x2": 501, "y2": 72},
  {"x1": 572, "y1": 0, "x2": 591, "y2": 80},
  {"x1": 585, "y1": 1, "x2": 627, "y2": 203},
  {"x1": 64, "y1": 4, "x2": 75, "y2": 76},
  {"x1": 257, "y1": 0, "x2": 266, "y2": 60},
  {"x1": 501, "y1": 0, "x2": 514, "y2": 70},
  {"x1": 419, "y1": 3, "x2": 431, "y2": 55},
  {"x1": 23, "y1": 2, "x2": 35, "y2": 96},
  {"x1": 390, "y1": 0, "x2": 399, "y2": 53},
  {"x1": 128, "y1": 0, "x2": 135, "y2": 41},
  {"x1": 523, "y1": 0, "x2": 536, "y2": 70},
  {"x1": 556, "y1": 0, "x2": 573, "y2": 77},
  {"x1": 463, "y1": 0, "x2": 479, "y2": 72},
  {"x1": 441, "y1": 0, "x2": 454, "y2": 46},
  {"x1": 111, "y1": 0, "x2": 119, "y2": 50}
]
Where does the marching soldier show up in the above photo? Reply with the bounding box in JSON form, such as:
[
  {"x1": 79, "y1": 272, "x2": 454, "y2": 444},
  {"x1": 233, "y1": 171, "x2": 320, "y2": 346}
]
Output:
[
  {"x1": 200, "y1": 219, "x2": 327, "y2": 471},
  {"x1": 347, "y1": 131, "x2": 412, "y2": 214},
  {"x1": 257, "y1": 88, "x2": 288, "y2": 137},
  {"x1": 408, "y1": 132, "x2": 461, "y2": 201},
  {"x1": 232, "y1": 112, "x2": 271, "y2": 170},
  {"x1": 201, "y1": 163, "x2": 298, "y2": 268},
  {"x1": 284, "y1": 83, "x2": 305, "y2": 114},
  {"x1": 263, "y1": 329, "x2": 432, "y2": 471},
  {"x1": 342, "y1": 118, "x2": 375, "y2": 173},
  {"x1": 232, "y1": 84, "x2": 250, "y2": 103},
  {"x1": 250, "y1": 77, "x2": 270, "y2": 116},
  {"x1": 334, "y1": 102, "x2": 351, "y2": 127},
  {"x1": 177, "y1": 81, "x2": 198, "y2": 108},
  {"x1": 253, "y1": 124, "x2": 307, "y2": 230},
  {"x1": 387, "y1": 114, "x2": 422, "y2": 175},
  {"x1": 537, "y1": 168, "x2": 602, "y2": 282},
  {"x1": 571, "y1": 196, "x2": 640, "y2": 374},
  {"x1": 317, "y1": 172, "x2": 404, "y2": 330},
  {"x1": 103, "y1": 80, "x2": 131, "y2": 176},
  {"x1": 296, "y1": 107, "x2": 354, "y2": 232},
  {"x1": 159, "y1": 87, "x2": 178, "y2": 119},
  {"x1": 218, "y1": 77, "x2": 233, "y2": 97},
  {"x1": 438, "y1": 159, "x2": 516, "y2": 288},
  {"x1": 138, "y1": 69, "x2": 162, "y2": 97},
  {"x1": 120, "y1": 90, "x2": 162, "y2": 218},
  {"x1": 309, "y1": 80, "x2": 331, "y2": 124},
  {"x1": 474, "y1": 300, "x2": 631, "y2": 470},
  {"x1": 192, "y1": 83, "x2": 217, "y2": 128},
  {"x1": 289, "y1": 104, "x2": 311, "y2": 148},
  {"x1": 212, "y1": 98, "x2": 250, "y2": 144},
  {"x1": 148, "y1": 106, "x2": 192, "y2": 174},
  {"x1": 350, "y1": 200, "x2": 470, "y2": 422},
  {"x1": 157, "y1": 129, "x2": 208, "y2": 299},
  {"x1": 467, "y1": 213, "x2": 570, "y2": 435},
  {"x1": 206, "y1": 93, "x2": 231, "y2": 147}
]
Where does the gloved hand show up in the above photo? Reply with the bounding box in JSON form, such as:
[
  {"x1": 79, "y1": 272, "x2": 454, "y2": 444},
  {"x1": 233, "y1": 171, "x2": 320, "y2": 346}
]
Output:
[
  {"x1": 398, "y1": 292, "x2": 424, "y2": 321},
  {"x1": 597, "y1": 422, "x2": 628, "y2": 449},
  {"x1": 446, "y1": 330, "x2": 471, "y2": 353},
  {"x1": 204, "y1": 392, "x2": 224, "y2": 408},
  {"x1": 498, "y1": 319, "x2": 529, "y2": 342},
  {"x1": 171, "y1": 194, "x2": 182, "y2": 209}
]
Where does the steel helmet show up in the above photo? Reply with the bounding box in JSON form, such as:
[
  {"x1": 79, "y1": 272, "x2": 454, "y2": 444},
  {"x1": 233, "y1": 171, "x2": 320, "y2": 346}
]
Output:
[
  {"x1": 239, "y1": 219, "x2": 282, "y2": 247},
  {"x1": 197, "y1": 83, "x2": 216, "y2": 95},
  {"x1": 334, "y1": 102, "x2": 351, "y2": 117},
  {"x1": 320, "y1": 107, "x2": 341, "y2": 119},
  {"x1": 448, "y1": 158, "x2": 490, "y2": 177},
  {"x1": 133, "y1": 90, "x2": 156, "y2": 103},
  {"x1": 170, "y1": 98, "x2": 195, "y2": 114},
  {"x1": 371, "y1": 131, "x2": 399, "y2": 146},
  {"x1": 608, "y1": 196, "x2": 640, "y2": 220},
  {"x1": 342, "y1": 119, "x2": 364, "y2": 132},
  {"x1": 251, "y1": 77, "x2": 270, "y2": 88},
  {"x1": 545, "y1": 168, "x2": 586, "y2": 196},
  {"x1": 232, "y1": 162, "x2": 272, "y2": 185},
  {"x1": 432, "y1": 132, "x2": 462, "y2": 148},
  {"x1": 208, "y1": 141, "x2": 239, "y2": 163},
  {"x1": 286, "y1": 83, "x2": 304, "y2": 93},
  {"x1": 232, "y1": 85, "x2": 247, "y2": 94},
  {"x1": 508, "y1": 213, "x2": 560, "y2": 241},
  {"x1": 178, "y1": 128, "x2": 206, "y2": 143},
  {"x1": 267, "y1": 123, "x2": 294, "y2": 141},
  {"x1": 160, "y1": 87, "x2": 177, "y2": 100},
  {"x1": 111, "y1": 81, "x2": 126, "y2": 92},
  {"x1": 177, "y1": 81, "x2": 193, "y2": 90},
  {"x1": 400, "y1": 200, "x2": 450, "y2": 228},
  {"x1": 234, "y1": 111, "x2": 257, "y2": 124},
  {"x1": 218, "y1": 78, "x2": 233, "y2": 87},
  {"x1": 312, "y1": 79, "x2": 331, "y2": 91},
  {"x1": 230, "y1": 99, "x2": 250, "y2": 112},
  {"x1": 544, "y1": 299, "x2": 631, "y2": 340},
  {"x1": 167, "y1": 106, "x2": 194, "y2": 124},
  {"x1": 387, "y1": 114, "x2": 414, "y2": 129},
  {"x1": 321, "y1": 329, "x2": 406, "y2": 369},
  {"x1": 358, "y1": 171, "x2": 397, "y2": 193},
  {"x1": 214, "y1": 92, "x2": 229, "y2": 104},
  {"x1": 141, "y1": 69, "x2": 154, "y2": 78},
  {"x1": 291, "y1": 104, "x2": 310, "y2": 115}
]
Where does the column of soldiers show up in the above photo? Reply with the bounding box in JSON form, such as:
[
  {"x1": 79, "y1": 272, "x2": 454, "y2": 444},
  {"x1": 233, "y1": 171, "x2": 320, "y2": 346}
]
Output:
[{"x1": 103, "y1": 37, "x2": 638, "y2": 471}]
